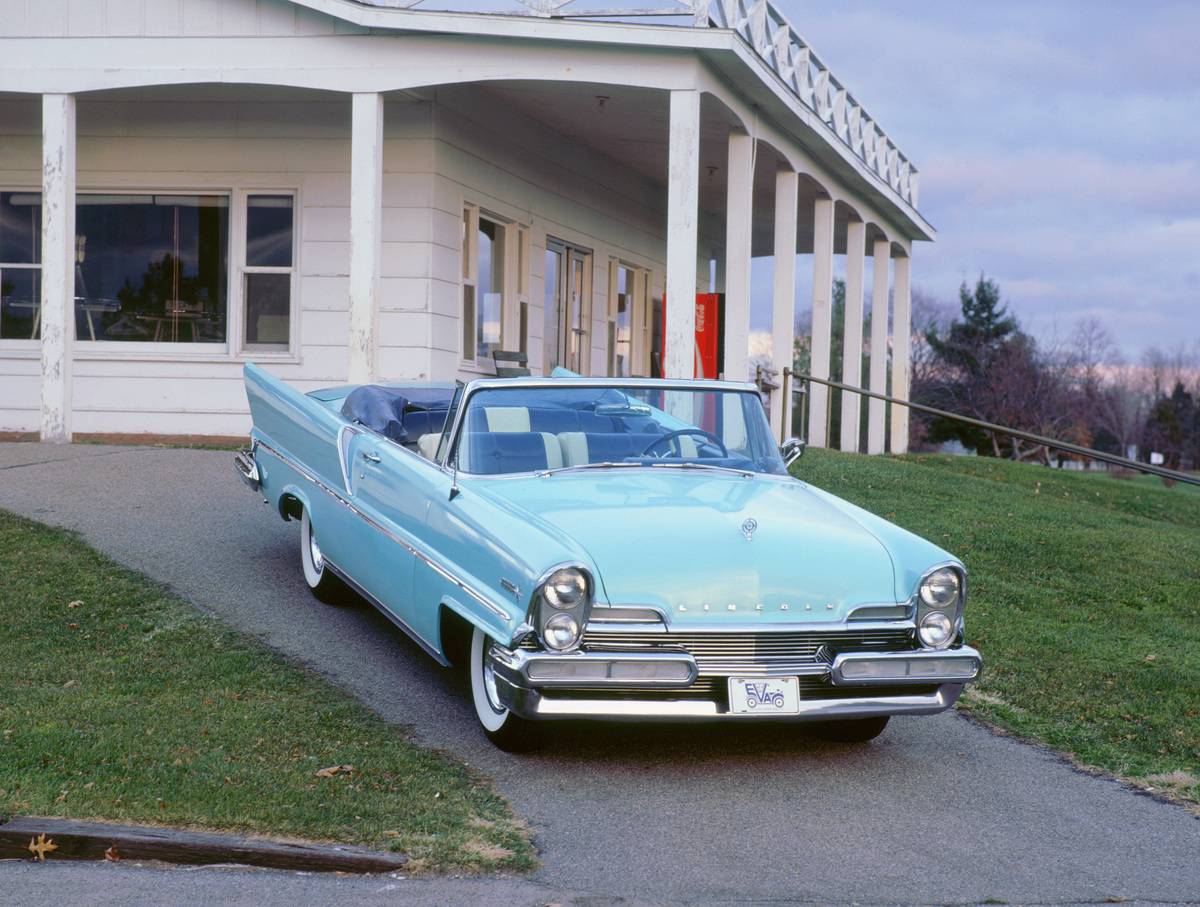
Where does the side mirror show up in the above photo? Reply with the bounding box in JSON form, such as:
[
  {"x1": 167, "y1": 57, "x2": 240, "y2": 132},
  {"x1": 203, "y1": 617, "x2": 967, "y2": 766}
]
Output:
[{"x1": 781, "y1": 437, "x2": 806, "y2": 467}]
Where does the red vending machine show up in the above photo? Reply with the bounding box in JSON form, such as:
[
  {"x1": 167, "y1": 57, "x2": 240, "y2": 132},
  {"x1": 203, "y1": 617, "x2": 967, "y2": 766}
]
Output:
[{"x1": 657, "y1": 293, "x2": 725, "y2": 380}]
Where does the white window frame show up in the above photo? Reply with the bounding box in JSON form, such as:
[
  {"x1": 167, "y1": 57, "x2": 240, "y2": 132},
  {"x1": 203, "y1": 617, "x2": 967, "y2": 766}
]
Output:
[
  {"x1": 237, "y1": 189, "x2": 299, "y2": 355},
  {"x1": 0, "y1": 186, "x2": 42, "y2": 353},
  {"x1": 461, "y1": 202, "x2": 525, "y2": 371},
  {"x1": 607, "y1": 259, "x2": 648, "y2": 377},
  {"x1": 0, "y1": 184, "x2": 303, "y2": 363}
]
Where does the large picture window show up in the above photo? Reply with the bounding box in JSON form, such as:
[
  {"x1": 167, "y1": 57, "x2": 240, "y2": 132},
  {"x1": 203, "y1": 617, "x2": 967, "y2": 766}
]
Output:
[
  {"x1": 0, "y1": 192, "x2": 42, "y2": 340},
  {"x1": 74, "y1": 194, "x2": 229, "y2": 343}
]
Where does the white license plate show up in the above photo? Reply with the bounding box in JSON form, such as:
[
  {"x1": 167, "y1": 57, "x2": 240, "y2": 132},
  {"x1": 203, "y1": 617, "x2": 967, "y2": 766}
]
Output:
[{"x1": 728, "y1": 676, "x2": 801, "y2": 715}]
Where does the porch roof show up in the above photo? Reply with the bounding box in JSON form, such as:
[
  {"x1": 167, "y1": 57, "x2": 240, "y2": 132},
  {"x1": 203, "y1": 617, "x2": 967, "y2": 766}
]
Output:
[{"x1": 286, "y1": 0, "x2": 933, "y2": 242}]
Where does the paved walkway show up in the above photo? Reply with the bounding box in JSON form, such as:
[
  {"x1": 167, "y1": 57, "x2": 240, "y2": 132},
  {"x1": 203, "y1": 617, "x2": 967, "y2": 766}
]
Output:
[{"x1": 1, "y1": 442, "x2": 1197, "y2": 906}]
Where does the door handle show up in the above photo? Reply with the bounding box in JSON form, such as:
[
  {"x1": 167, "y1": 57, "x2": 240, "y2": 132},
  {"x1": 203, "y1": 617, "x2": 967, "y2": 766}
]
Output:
[{"x1": 361, "y1": 451, "x2": 382, "y2": 464}]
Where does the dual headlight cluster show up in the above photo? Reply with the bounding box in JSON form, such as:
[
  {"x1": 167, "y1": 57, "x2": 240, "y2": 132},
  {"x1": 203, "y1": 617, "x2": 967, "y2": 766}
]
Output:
[
  {"x1": 916, "y1": 567, "x2": 963, "y2": 649},
  {"x1": 535, "y1": 566, "x2": 592, "y2": 652}
]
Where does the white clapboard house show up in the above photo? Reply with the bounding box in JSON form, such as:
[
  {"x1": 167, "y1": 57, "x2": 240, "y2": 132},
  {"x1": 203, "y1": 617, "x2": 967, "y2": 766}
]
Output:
[{"x1": 0, "y1": 0, "x2": 933, "y2": 452}]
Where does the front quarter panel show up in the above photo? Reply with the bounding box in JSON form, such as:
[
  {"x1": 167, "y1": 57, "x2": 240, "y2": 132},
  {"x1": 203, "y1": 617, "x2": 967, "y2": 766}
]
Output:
[
  {"x1": 411, "y1": 472, "x2": 602, "y2": 651},
  {"x1": 798, "y1": 480, "x2": 963, "y2": 603}
]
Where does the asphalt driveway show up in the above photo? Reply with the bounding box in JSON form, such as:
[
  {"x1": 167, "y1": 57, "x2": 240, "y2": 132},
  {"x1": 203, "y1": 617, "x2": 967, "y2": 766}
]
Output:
[{"x1": 1, "y1": 441, "x2": 1197, "y2": 905}]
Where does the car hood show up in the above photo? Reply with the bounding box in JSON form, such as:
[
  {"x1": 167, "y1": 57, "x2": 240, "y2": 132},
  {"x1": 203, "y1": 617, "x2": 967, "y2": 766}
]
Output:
[{"x1": 466, "y1": 469, "x2": 899, "y2": 625}]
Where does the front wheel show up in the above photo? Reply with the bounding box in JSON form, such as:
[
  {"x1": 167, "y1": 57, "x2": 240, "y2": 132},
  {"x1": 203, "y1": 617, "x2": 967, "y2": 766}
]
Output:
[
  {"x1": 811, "y1": 715, "x2": 890, "y2": 743},
  {"x1": 469, "y1": 627, "x2": 544, "y2": 752},
  {"x1": 300, "y1": 509, "x2": 348, "y2": 605}
]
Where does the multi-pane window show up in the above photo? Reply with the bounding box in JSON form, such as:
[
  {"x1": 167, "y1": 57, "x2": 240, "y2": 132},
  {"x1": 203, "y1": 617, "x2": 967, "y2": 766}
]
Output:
[
  {"x1": 74, "y1": 193, "x2": 229, "y2": 343},
  {"x1": 461, "y1": 204, "x2": 507, "y2": 364},
  {"x1": 609, "y1": 262, "x2": 649, "y2": 377},
  {"x1": 242, "y1": 194, "x2": 294, "y2": 350},
  {"x1": 0, "y1": 190, "x2": 299, "y2": 351},
  {"x1": 0, "y1": 191, "x2": 41, "y2": 340}
]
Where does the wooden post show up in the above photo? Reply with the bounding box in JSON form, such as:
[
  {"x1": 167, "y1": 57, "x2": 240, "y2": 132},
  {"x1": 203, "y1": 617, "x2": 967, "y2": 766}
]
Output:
[
  {"x1": 890, "y1": 251, "x2": 912, "y2": 453},
  {"x1": 348, "y1": 92, "x2": 383, "y2": 385},
  {"x1": 40, "y1": 94, "x2": 76, "y2": 443},
  {"x1": 664, "y1": 89, "x2": 700, "y2": 379},
  {"x1": 866, "y1": 238, "x2": 891, "y2": 454},
  {"x1": 722, "y1": 129, "x2": 753, "y2": 382},
  {"x1": 770, "y1": 167, "x2": 798, "y2": 439},
  {"x1": 839, "y1": 218, "x2": 865, "y2": 452},
  {"x1": 807, "y1": 196, "x2": 835, "y2": 447}
]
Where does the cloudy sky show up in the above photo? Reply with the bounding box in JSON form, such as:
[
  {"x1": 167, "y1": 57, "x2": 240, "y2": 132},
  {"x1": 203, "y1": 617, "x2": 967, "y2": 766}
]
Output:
[{"x1": 755, "y1": 0, "x2": 1199, "y2": 360}]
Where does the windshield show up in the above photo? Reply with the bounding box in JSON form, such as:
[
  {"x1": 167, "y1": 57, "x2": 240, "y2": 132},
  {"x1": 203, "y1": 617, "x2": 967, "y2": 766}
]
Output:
[{"x1": 451, "y1": 384, "x2": 787, "y2": 476}]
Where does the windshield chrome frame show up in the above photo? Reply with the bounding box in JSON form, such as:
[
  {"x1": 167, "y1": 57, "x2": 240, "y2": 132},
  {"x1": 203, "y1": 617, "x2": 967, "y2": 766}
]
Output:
[{"x1": 438, "y1": 377, "x2": 770, "y2": 476}]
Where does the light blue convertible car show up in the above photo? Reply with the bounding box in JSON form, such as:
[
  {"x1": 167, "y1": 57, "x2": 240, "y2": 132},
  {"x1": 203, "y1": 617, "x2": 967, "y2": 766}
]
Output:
[{"x1": 237, "y1": 363, "x2": 981, "y2": 750}]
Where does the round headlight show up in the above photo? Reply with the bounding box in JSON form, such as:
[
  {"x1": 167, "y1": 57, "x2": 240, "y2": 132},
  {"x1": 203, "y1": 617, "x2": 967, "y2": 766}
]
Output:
[
  {"x1": 918, "y1": 610, "x2": 955, "y2": 649},
  {"x1": 919, "y1": 568, "x2": 961, "y2": 608},
  {"x1": 543, "y1": 567, "x2": 587, "y2": 610},
  {"x1": 542, "y1": 612, "x2": 581, "y2": 651}
]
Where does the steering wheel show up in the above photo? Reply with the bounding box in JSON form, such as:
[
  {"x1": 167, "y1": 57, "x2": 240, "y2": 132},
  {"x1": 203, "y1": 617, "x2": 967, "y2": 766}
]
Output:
[{"x1": 640, "y1": 428, "x2": 728, "y2": 459}]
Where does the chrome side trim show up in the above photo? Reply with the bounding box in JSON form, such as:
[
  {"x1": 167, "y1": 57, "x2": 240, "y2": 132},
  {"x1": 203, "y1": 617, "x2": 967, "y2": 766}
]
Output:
[
  {"x1": 323, "y1": 561, "x2": 450, "y2": 668},
  {"x1": 255, "y1": 438, "x2": 512, "y2": 624}
]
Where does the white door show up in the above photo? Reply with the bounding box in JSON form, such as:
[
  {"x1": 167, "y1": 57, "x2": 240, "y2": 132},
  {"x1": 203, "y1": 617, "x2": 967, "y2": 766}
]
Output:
[{"x1": 544, "y1": 238, "x2": 591, "y2": 374}]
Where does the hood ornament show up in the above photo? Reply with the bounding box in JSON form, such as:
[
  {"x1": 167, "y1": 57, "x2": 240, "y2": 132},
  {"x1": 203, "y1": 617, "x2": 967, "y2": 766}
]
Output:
[{"x1": 740, "y1": 518, "x2": 758, "y2": 541}]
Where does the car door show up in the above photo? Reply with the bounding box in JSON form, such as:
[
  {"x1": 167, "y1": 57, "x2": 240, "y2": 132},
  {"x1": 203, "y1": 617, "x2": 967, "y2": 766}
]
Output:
[{"x1": 336, "y1": 429, "x2": 423, "y2": 631}]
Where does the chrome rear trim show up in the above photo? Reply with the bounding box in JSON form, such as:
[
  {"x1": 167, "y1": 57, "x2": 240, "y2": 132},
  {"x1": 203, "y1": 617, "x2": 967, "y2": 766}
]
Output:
[{"x1": 234, "y1": 447, "x2": 260, "y2": 491}]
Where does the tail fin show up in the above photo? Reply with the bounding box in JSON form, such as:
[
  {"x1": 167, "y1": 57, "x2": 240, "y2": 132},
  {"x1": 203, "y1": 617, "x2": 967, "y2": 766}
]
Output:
[{"x1": 244, "y1": 362, "x2": 345, "y2": 487}]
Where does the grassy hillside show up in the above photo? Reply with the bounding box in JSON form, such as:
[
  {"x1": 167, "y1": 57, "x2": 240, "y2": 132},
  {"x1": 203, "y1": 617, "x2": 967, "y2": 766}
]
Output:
[{"x1": 795, "y1": 449, "x2": 1200, "y2": 806}]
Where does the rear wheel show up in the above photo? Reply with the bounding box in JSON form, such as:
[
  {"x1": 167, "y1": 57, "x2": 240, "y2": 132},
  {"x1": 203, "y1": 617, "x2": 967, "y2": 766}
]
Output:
[
  {"x1": 300, "y1": 509, "x2": 347, "y2": 605},
  {"x1": 812, "y1": 716, "x2": 890, "y2": 743},
  {"x1": 469, "y1": 627, "x2": 544, "y2": 752}
]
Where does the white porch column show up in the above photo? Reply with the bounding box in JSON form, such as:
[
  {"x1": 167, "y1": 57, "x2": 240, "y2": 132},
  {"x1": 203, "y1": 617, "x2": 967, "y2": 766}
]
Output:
[
  {"x1": 866, "y1": 238, "x2": 891, "y2": 454},
  {"x1": 722, "y1": 129, "x2": 753, "y2": 382},
  {"x1": 770, "y1": 167, "x2": 798, "y2": 440},
  {"x1": 348, "y1": 92, "x2": 384, "y2": 385},
  {"x1": 807, "y1": 196, "x2": 835, "y2": 447},
  {"x1": 839, "y1": 219, "x2": 866, "y2": 452},
  {"x1": 40, "y1": 94, "x2": 76, "y2": 443},
  {"x1": 890, "y1": 252, "x2": 912, "y2": 454},
  {"x1": 664, "y1": 89, "x2": 700, "y2": 379}
]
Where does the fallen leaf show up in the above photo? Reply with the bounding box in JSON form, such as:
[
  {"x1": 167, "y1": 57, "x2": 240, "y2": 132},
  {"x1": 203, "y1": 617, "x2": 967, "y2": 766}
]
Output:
[
  {"x1": 315, "y1": 764, "x2": 354, "y2": 778},
  {"x1": 105, "y1": 844, "x2": 121, "y2": 862},
  {"x1": 28, "y1": 833, "x2": 58, "y2": 862}
]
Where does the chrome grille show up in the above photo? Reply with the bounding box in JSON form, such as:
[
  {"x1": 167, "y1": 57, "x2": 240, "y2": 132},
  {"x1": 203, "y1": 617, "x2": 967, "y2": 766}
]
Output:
[{"x1": 580, "y1": 627, "x2": 914, "y2": 678}]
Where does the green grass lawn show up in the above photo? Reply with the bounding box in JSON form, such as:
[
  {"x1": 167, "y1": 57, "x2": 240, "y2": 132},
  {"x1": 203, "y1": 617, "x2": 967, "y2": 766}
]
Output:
[
  {"x1": 0, "y1": 510, "x2": 534, "y2": 872},
  {"x1": 796, "y1": 449, "x2": 1200, "y2": 806}
]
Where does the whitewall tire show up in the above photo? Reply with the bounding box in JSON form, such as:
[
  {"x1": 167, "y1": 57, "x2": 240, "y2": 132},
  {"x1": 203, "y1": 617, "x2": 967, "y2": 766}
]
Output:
[
  {"x1": 469, "y1": 626, "x2": 543, "y2": 751},
  {"x1": 300, "y1": 509, "x2": 346, "y2": 605}
]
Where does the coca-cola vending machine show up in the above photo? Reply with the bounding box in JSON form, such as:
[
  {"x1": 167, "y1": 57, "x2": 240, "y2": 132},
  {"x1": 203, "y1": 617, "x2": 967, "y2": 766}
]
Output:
[{"x1": 657, "y1": 293, "x2": 725, "y2": 379}]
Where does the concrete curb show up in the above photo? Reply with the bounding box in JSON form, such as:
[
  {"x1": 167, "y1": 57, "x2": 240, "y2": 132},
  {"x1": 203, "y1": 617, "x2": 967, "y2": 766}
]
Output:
[{"x1": 0, "y1": 817, "x2": 408, "y2": 874}]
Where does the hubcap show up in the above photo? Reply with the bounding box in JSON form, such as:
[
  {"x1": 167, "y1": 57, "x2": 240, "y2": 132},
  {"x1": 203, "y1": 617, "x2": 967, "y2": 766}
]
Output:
[
  {"x1": 309, "y1": 531, "x2": 324, "y2": 572},
  {"x1": 482, "y1": 648, "x2": 503, "y2": 713}
]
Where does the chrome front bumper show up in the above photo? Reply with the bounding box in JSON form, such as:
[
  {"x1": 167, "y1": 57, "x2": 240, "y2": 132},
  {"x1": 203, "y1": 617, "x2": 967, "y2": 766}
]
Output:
[{"x1": 489, "y1": 643, "x2": 981, "y2": 721}]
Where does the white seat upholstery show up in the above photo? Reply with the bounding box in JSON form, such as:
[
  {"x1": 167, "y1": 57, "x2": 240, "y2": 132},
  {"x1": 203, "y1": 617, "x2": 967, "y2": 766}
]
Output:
[
  {"x1": 417, "y1": 433, "x2": 442, "y2": 461},
  {"x1": 538, "y1": 432, "x2": 564, "y2": 470},
  {"x1": 558, "y1": 432, "x2": 589, "y2": 466},
  {"x1": 483, "y1": 406, "x2": 530, "y2": 432}
]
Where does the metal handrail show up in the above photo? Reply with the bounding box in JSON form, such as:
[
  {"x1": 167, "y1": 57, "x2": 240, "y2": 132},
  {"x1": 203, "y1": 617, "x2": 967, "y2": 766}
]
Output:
[{"x1": 790, "y1": 372, "x2": 1200, "y2": 488}]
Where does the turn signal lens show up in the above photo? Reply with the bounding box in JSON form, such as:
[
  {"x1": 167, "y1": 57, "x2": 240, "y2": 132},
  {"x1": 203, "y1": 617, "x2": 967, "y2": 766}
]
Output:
[
  {"x1": 543, "y1": 568, "x2": 587, "y2": 609},
  {"x1": 542, "y1": 612, "x2": 581, "y2": 651},
  {"x1": 918, "y1": 610, "x2": 955, "y2": 649}
]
